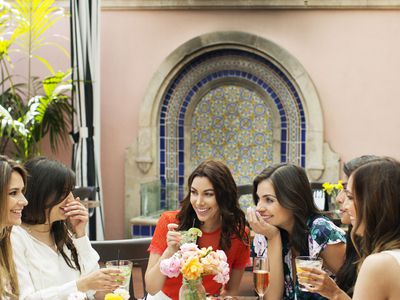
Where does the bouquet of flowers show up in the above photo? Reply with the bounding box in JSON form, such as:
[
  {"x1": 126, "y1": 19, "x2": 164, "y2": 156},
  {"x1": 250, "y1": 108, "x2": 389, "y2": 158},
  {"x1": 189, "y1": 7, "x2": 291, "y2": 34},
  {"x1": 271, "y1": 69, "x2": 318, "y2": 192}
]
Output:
[
  {"x1": 322, "y1": 180, "x2": 344, "y2": 213},
  {"x1": 322, "y1": 180, "x2": 343, "y2": 196},
  {"x1": 160, "y1": 243, "x2": 230, "y2": 284}
]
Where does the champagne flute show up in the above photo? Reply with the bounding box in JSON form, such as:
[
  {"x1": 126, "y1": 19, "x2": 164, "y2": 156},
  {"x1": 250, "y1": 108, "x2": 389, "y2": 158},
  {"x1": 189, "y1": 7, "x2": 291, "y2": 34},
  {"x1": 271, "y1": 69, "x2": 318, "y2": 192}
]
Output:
[{"x1": 253, "y1": 256, "x2": 269, "y2": 299}]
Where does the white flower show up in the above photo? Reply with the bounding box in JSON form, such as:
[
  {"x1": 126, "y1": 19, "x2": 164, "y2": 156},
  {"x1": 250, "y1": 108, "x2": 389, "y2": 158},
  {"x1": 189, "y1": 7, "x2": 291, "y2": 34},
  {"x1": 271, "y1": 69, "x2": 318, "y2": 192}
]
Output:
[
  {"x1": 114, "y1": 288, "x2": 130, "y2": 300},
  {"x1": 67, "y1": 292, "x2": 87, "y2": 300}
]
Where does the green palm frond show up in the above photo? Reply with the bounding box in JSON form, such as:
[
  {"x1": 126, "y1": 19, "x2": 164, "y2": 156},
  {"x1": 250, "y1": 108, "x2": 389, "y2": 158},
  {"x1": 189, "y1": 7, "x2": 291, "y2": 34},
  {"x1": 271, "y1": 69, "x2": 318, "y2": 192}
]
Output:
[
  {"x1": 0, "y1": 104, "x2": 28, "y2": 137},
  {"x1": 13, "y1": 0, "x2": 63, "y2": 56},
  {"x1": 0, "y1": 0, "x2": 72, "y2": 160},
  {"x1": 24, "y1": 71, "x2": 73, "y2": 153}
]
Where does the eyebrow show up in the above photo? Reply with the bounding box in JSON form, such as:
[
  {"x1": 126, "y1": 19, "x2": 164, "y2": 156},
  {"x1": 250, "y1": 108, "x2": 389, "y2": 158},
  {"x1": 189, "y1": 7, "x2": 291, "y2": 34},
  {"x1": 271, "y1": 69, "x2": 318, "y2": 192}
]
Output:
[
  {"x1": 191, "y1": 187, "x2": 214, "y2": 192},
  {"x1": 259, "y1": 193, "x2": 277, "y2": 199}
]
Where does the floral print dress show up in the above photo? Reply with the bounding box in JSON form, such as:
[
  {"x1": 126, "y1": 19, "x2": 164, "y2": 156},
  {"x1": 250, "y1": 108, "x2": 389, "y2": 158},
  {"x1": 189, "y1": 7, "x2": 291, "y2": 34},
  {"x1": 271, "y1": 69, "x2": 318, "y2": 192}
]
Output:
[
  {"x1": 282, "y1": 216, "x2": 346, "y2": 300},
  {"x1": 254, "y1": 216, "x2": 346, "y2": 300}
]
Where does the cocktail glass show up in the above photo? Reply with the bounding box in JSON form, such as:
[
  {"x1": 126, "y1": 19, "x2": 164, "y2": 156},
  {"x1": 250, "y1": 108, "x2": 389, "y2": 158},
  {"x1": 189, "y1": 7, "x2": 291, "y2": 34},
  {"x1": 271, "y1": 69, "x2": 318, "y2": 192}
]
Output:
[
  {"x1": 253, "y1": 256, "x2": 269, "y2": 299},
  {"x1": 105, "y1": 259, "x2": 133, "y2": 289},
  {"x1": 295, "y1": 256, "x2": 323, "y2": 291}
]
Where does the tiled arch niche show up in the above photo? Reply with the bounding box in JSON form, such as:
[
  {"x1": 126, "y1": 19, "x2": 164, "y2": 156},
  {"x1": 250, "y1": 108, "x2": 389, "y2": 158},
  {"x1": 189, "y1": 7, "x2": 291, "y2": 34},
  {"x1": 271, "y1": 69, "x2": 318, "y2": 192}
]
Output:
[{"x1": 125, "y1": 32, "x2": 339, "y2": 236}]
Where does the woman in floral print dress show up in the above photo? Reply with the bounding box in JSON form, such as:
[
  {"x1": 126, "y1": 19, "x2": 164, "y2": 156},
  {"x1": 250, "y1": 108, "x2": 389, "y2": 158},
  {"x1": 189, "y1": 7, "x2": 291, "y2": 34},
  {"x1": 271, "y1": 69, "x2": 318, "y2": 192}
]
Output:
[{"x1": 247, "y1": 163, "x2": 346, "y2": 300}]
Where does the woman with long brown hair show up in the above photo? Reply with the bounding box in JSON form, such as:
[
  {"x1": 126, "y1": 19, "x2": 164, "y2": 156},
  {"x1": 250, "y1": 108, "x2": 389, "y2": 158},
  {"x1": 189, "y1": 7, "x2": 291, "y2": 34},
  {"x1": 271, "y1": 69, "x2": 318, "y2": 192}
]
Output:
[
  {"x1": 347, "y1": 157, "x2": 400, "y2": 299},
  {"x1": 247, "y1": 163, "x2": 346, "y2": 300},
  {"x1": 301, "y1": 157, "x2": 400, "y2": 299},
  {"x1": 0, "y1": 155, "x2": 28, "y2": 299},
  {"x1": 145, "y1": 159, "x2": 250, "y2": 299},
  {"x1": 11, "y1": 156, "x2": 122, "y2": 299}
]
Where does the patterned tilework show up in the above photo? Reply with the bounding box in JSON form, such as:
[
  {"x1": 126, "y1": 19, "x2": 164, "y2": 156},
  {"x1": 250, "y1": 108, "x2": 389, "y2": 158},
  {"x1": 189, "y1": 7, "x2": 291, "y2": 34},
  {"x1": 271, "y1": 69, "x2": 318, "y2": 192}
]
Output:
[
  {"x1": 191, "y1": 85, "x2": 273, "y2": 209},
  {"x1": 159, "y1": 49, "x2": 306, "y2": 210}
]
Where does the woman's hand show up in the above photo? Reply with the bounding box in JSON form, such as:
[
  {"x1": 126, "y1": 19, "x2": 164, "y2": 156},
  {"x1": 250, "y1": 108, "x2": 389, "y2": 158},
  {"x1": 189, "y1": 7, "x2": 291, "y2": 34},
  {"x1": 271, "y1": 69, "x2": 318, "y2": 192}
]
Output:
[
  {"x1": 298, "y1": 267, "x2": 349, "y2": 299},
  {"x1": 64, "y1": 193, "x2": 89, "y2": 238},
  {"x1": 246, "y1": 208, "x2": 280, "y2": 240},
  {"x1": 77, "y1": 268, "x2": 124, "y2": 292},
  {"x1": 164, "y1": 223, "x2": 181, "y2": 257}
]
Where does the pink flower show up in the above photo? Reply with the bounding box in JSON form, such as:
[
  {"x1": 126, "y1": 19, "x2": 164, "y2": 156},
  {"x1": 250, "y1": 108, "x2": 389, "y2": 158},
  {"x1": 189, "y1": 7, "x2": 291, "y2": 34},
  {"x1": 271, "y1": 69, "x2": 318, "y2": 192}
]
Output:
[
  {"x1": 216, "y1": 250, "x2": 227, "y2": 262},
  {"x1": 160, "y1": 254, "x2": 182, "y2": 277},
  {"x1": 159, "y1": 229, "x2": 231, "y2": 285},
  {"x1": 213, "y1": 261, "x2": 230, "y2": 284}
]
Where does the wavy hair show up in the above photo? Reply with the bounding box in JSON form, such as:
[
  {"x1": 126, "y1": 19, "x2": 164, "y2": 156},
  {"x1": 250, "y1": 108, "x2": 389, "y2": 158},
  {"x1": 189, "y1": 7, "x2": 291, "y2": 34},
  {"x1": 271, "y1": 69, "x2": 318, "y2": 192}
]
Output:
[
  {"x1": 351, "y1": 157, "x2": 400, "y2": 268},
  {"x1": 0, "y1": 155, "x2": 26, "y2": 298},
  {"x1": 22, "y1": 156, "x2": 81, "y2": 272},
  {"x1": 336, "y1": 155, "x2": 378, "y2": 295},
  {"x1": 252, "y1": 163, "x2": 320, "y2": 254},
  {"x1": 176, "y1": 160, "x2": 249, "y2": 251}
]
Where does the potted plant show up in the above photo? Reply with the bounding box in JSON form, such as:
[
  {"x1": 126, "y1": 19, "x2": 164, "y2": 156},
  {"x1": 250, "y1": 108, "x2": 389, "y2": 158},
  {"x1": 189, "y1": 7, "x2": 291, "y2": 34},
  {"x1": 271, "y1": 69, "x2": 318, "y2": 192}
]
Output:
[{"x1": 0, "y1": 0, "x2": 72, "y2": 161}]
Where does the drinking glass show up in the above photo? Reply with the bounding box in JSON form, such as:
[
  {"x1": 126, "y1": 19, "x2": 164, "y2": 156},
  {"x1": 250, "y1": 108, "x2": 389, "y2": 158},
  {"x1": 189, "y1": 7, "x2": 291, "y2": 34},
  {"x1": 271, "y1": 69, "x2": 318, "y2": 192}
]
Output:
[
  {"x1": 295, "y1": 256, "x2": 323, "y2": 291},
  {"x1": 253, "y1": 256, "x2": 269, "y2": 299},
  {"x1": 105, "y1": 259, "x2": 133, "y2": 289}
]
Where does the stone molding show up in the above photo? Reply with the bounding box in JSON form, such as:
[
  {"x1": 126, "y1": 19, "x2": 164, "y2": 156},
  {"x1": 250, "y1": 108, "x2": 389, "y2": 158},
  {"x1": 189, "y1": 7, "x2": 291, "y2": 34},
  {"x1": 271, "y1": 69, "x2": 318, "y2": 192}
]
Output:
[
  {"x1": 102, "y1": 0, "x2": 400, "y2": 10},
  {"x1": 125, "y1": 31, "x2": 341, "y2": 236},
  {"x1": 136, "y1": 31, "x2": 326, "y2": 178}
]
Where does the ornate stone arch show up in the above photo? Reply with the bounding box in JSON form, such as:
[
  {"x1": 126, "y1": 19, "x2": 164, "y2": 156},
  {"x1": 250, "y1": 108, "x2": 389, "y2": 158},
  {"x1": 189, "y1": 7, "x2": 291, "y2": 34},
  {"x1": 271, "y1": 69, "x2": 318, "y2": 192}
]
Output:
[{"x1": 125, "y1": 31, "x2": 338, "y2": 234}]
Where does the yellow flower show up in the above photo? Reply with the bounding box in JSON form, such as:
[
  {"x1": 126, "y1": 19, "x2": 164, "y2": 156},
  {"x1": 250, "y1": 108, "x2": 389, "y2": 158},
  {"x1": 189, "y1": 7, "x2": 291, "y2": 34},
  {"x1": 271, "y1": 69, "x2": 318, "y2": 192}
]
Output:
[
  {"x1": 0, "y1": 38, "x2": 10, "y2": 58},
  {"x1": 322, "y1": 182, "x2": 334, "y2": 195},
  {"x1": 323, "y1": 181, "x2": 343, "y2": 196},
  {"x1": 335, "y1": 180, "x2": 343, "y2": 190},
  {"x1": 104, "y1": 294, "x2": 123, "y2": 300},
  {"x1": 181, "y1": 256, "x2": 204, "y2": 280}
]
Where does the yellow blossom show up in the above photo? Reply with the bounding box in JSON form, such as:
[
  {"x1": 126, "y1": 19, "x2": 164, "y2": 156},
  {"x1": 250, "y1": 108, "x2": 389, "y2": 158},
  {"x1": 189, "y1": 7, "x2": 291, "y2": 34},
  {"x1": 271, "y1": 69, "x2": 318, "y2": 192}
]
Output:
[
  {"x1": 323, "y1": 181, "x2": 343, "y2": 196},
  {"x1": 181, "y1": 256, "x2": 204, "y2": 280},
  {"x1": 322, "y1": 182, "x2": 334, "y2": 195},
  {"x1": 0, "y1": 38, "x2": 10, "y2": 58},
  {"x1": 104, "y1": 294, "x2": 123, "y2": 300}
]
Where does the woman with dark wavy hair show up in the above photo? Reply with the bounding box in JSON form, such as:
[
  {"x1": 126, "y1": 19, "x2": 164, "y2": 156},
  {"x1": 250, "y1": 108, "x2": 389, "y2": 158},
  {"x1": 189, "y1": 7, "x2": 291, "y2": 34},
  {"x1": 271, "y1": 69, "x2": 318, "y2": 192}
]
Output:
[
  {"x1": 0, "y1": 155, "x2": 28, "y2": 299},
  {"x1": 247, "y1": 163, "x2": 346, "y2": 300},
  {"x1": 145, "y1": 160, "x2": 250, "y2": 300},
  {"x1": 300, "y1": 155, "x2": 378, "y2": 299},
  {"x1": 347, "y1": 157, "x2": 400, "y2": 299},
  {"x1": 11, "y1": 157, "x2": 121, "y2": 299}
]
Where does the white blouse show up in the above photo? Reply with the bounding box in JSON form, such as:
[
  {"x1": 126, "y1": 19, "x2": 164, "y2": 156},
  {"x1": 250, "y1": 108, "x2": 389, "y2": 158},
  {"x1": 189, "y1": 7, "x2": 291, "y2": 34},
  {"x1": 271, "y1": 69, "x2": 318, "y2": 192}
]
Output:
[{"x1": 11, "y1": 226, "x2": 100, "y2": 300}]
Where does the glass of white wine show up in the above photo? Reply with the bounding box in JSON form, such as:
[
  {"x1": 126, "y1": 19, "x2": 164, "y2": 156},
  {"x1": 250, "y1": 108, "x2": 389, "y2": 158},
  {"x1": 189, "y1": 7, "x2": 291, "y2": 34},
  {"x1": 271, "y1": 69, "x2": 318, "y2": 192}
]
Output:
[{"x1": 253, "y1": 256, "x2": 269, "y2": 299}]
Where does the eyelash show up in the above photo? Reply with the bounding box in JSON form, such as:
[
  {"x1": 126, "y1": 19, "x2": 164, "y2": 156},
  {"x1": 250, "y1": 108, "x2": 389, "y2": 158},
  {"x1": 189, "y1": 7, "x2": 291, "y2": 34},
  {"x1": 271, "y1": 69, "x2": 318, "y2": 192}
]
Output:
[{"x1": 190, "y1": 191, "x2": 214, "y2": 197}]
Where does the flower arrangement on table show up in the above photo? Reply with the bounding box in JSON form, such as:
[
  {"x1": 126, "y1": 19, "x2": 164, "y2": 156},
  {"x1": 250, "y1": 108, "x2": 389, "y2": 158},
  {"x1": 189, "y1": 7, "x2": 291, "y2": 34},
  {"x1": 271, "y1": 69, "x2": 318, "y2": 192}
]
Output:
[
  {"x1": 160, "y1": 229, "x2": 230, "y2": 300},
  {"x1": 322, "y1": 180, "x2": 344, "y2": 213}
]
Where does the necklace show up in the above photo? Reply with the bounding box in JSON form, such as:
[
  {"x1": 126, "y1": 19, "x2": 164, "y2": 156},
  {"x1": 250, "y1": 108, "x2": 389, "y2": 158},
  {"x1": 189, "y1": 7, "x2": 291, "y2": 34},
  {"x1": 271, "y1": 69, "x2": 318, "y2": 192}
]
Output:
[{"x1": 22, "y1": 223, "x2": 51, "y2": 233}]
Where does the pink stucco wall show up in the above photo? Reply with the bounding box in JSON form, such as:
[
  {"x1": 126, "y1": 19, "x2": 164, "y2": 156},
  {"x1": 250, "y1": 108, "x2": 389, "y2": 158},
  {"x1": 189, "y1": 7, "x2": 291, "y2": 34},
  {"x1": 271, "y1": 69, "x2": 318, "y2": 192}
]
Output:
[
  {"x1": 100, "y1": 9, "x2": 400, "y2": 238},
  {"x1": 19, "y1": 8, "x2": 397, "y2": 239}
]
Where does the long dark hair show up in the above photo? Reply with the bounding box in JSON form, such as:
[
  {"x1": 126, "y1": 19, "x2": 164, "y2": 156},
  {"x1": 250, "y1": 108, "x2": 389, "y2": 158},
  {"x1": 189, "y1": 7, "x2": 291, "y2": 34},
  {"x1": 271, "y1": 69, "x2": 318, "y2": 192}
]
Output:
[
  {"x1": 351, "y1": 157, "x2": 400, "y2": 267},
  {"x1": 336, "y1": 155, "x2": 378, "y2": 295},
  {"x1": 22, "y1": 156, "x2": 81, "y2": 272},
  {"x1": 0, "y1": 155, "x2": 26, "y2": 298},
  {"x1": 252, "y1": 163, "x2": 320, "y2": 254},
  {"x1": 176, "y1": 160, "x2": 249, "y2": 251}
]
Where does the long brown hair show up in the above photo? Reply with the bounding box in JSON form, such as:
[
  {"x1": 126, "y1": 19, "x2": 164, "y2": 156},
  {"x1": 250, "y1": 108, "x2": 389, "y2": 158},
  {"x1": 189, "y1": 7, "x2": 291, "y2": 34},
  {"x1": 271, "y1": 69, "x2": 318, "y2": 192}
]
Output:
[
  {"x1": 22, "y1": 157, "x2": 81, "y2": 272},
  {"x1": 253, "y1": 163, "x2": 320, "y2": 254},
  {"x1": 336, "y1": 155, "x2": 379, "y2": 295},
  {"x1": 176, "y1": 160, "x2": 249, "y2": 251},
  {"x1": 0, "y1": 155, "x2": 27, "y2": 298},
  {"x1": 351, "y1": 157, "x2": 400, "y2": 267}
]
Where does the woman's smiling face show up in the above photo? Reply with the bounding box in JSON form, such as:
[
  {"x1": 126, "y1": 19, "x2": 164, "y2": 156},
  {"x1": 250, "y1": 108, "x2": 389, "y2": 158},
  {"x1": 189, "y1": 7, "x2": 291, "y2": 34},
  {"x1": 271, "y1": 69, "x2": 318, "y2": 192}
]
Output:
[
  {"x1": 190, "y1": 176, "x2": 221, "y2": 230},
  {"x1": 255, "y1": 180, "x2": 294, "y2": 231},
  {"x1": 7, "y1": 171, "x2": 28, "y2": 226},
  {"x1": 336, "y1": 182, "x2": 351, "y2": 225},
  {"x1": 345, "y1": 175, "x2": 364, "y2": 235}
]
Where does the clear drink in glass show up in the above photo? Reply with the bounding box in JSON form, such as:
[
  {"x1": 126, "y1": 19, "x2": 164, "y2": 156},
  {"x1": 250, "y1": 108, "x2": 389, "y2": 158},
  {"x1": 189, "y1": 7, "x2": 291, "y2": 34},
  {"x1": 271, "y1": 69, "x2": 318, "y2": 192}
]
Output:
[{"x1": 295, "y1": 256, "x2": 323, "y2": 291}]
